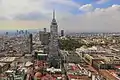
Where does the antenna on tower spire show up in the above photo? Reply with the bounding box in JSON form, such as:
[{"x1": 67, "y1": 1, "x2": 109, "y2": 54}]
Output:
[{"x1": 53, "y1": 9, "x2": 55, "y2": 19}]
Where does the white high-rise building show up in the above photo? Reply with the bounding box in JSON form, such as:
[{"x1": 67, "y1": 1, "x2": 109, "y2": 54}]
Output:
[
  {"x1": 48, "y1": 10, "x2": 61, "y2": 68},
  {"x1": 49, "y1": 10, "x2": 59, "y2": 56}
]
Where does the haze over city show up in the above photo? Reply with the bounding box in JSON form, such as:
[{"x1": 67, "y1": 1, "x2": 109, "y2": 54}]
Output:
[{"x1": 0, "y1": 0, "x2": 120, "y2": 32}]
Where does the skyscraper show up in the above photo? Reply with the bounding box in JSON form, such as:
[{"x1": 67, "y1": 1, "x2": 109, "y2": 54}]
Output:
[
  {"x1": 48, "y1": 10, "x2": 61, "y2": 68},
  {"x1": 39, "y1": 28, "x2": 50, "y2": 45},
  {"x1": 43, "y1": 28, "x2": 47, "y2": 33},
  {"x1": 49, "y1": 10, "x2": 59, "y2": 56},
  {"x1": 29, "y1": 34, "x2": 33, "y2": 54},
  {"x1": 61, "y1": 30, "x2": 64, "y2": 37}
]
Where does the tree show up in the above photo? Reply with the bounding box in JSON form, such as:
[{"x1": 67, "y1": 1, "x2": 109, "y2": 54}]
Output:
[{"x1": 59, "y1": 38, "x2": 82, "y2": 51}]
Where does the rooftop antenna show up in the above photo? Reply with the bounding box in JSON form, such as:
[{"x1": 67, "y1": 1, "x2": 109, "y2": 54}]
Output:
[{"x1": 53, "y1": 9, "x2": 55, "y2": 19}]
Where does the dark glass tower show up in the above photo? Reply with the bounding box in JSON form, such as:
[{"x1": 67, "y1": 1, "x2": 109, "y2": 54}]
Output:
[
  {"x1": 29, "y1": 34, "x2": 33, "y2": 54},
  {"x1": 61, "y1": 30, "x2": 64, "y2": 37}
]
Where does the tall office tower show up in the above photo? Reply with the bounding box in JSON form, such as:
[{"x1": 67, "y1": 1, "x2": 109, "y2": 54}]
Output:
[
  {"x1": 48, "y1": 10, "x2": 61, "y2": 68},
  {"x1": 49, "y1": 10, "x2": 58, "y2": 55},
  {"x1": 25, "y1": 30, "x2": 28, "y2": 35},
  {"x1": 40, "y1": 28, "x2": 50, "y2": 45},
  {"x1": 29, "y1": 34, "x2": 33, "y2": 54},
  {"x1": 39, "y1": 31, "x2": 50, "y2": 45},
  {"x1": 61, "y1": 30, "x2": 64, "y2": 37},
  {"x1": 5, "y1": 32, "x2": 8, "y2": 35},
  {"x1": 44, "y1": 28, "x2": 47, "y2": 33}
]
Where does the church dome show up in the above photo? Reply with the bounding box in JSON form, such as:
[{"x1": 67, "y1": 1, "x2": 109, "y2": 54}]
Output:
[{"x1": 34, "y1": 72, "x2": 42, "y2": 79}]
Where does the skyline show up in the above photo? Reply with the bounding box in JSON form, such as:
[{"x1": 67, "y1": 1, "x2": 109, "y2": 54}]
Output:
[{"x1": 0, "y1": 0, "x2": 120, "y2": 32}]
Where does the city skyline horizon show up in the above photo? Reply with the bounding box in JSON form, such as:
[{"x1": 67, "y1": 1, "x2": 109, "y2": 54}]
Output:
[{"x1": 1, "y1": 29, "x2": 120, "y2": 35}]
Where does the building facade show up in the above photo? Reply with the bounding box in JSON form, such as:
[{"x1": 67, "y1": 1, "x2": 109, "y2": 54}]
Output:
[
  {"x1": 48, "y1": 10, "x2": 61, "y2": 68},
  {"x1": 61, "y1": 30, "x2": 64, "y2": 37},
  {"x1": 29, "y1": 34, "x2": 33, "y2": 54},
  {"x1": 39, "y1": 31, "x2": 50, "y2": 45}
]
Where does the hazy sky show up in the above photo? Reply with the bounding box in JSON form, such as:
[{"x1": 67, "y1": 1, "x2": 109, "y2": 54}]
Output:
[{"x1": 0, "y1": 0, "x2": 120, "y2": 32}]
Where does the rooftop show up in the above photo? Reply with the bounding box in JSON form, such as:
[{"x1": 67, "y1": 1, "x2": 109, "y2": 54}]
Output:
[
  {"x1": 0, "y1": 63, "x2": 7, "y2": 67},
  {"x1": 0, "y1": 57, "x2": 17, "y2": 62}
]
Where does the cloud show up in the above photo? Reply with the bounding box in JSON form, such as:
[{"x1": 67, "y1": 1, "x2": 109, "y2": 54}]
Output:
[
  {"x1": 1, "y1": 4, "x2": 120, "y2": 32},
  {"x1": 0, "y1": 20, "x2": 50, "y2": 30},
  {"x1": 0, "y1": 0, "x2": 78, "y2": 30},
  {"x1": 0, "y1": 0, "x2": 120, "y2": 32},
  {"x1": 14, "y1": 12, "x2": 47, "y2": 20},
  {"x1": 96, "y1": 0, "x2": 109, "y2": 4},
  {"x1": 13, "y1": 11, "x2": 73, "y2": 21},
  {"x1": 59, "y1": 4, "x2": 120, "y2": 32},
  {"x1": 79, "y1": 4, "x2": 94, "y2": 12},
  {"x1": 0, "y1": 0, "x2": 80, "y2": 20}
]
